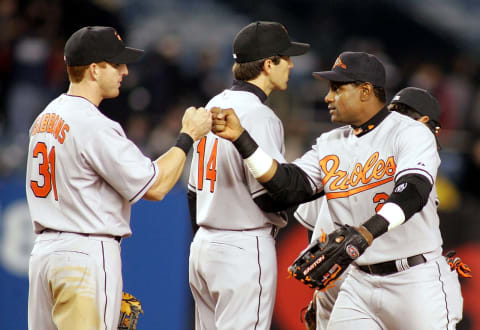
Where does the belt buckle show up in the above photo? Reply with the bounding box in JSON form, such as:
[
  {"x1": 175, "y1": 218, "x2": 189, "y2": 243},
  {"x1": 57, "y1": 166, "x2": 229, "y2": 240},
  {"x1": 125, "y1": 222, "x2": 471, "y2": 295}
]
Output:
[{"x1": 396, "y1": 258, "x2": 409, "y2": 272}]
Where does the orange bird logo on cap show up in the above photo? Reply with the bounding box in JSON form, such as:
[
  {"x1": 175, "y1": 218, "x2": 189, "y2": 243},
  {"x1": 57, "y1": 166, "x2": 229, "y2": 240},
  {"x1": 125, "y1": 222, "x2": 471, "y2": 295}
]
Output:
[{"x1": 333, "y1": 57, "x2": 347, "y2": 70}]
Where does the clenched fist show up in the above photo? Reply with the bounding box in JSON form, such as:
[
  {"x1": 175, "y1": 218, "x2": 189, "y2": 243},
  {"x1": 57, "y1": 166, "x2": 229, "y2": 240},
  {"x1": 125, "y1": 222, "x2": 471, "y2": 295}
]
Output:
[
  {"x1": 210, "y1": 107, "x2": 244, "y2": 141},
  {"x1": 181, "y1": 106, "x2": 212, "y2": 141}
]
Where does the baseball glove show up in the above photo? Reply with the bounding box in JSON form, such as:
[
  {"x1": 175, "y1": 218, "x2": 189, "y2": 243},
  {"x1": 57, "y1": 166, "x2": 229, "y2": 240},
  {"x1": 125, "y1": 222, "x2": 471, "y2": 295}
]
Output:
[
  {"x1": 118, "y1": 292, "x2": 144, "y2": 330},
  {"x1": 288, "y1": 225, "x2": 371, "y2": 290},
  {"x1": 445, "y1": 250, "x2": 472, "y2": 278}
]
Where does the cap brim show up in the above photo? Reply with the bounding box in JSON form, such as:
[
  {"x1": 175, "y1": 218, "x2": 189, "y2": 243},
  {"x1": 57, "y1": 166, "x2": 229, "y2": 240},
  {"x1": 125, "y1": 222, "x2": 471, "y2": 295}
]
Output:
[
  {"x1": 108, "y1": 47, "x2": 144, "y2": 64},
  {"x1": 279, "y1": 42, "x2": 310, "y2": 57},
  {"x1": 312, "y1": 70, "x2": 355, "y2": 82}
]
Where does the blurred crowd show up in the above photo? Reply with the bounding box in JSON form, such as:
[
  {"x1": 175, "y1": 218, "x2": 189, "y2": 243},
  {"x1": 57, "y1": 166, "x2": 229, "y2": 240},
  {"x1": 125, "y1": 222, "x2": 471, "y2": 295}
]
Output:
[{"x1": 1, "y1": 0, "x2": 480, "y2": 244}]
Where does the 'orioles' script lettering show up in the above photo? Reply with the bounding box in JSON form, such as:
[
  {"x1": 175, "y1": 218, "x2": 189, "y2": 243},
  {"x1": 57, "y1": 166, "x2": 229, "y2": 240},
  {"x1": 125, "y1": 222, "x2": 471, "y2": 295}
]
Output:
[
  {"x1": 319, "y1": 152, "x2": 396, "y2": 199},
  {"x1": 31, "y1": 113, "x2": 70, "y2": 144}
]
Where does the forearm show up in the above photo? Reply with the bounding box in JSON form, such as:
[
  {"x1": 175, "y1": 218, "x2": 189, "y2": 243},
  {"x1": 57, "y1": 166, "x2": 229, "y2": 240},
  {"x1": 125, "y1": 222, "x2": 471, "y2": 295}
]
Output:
[
  {"x1": 143, "y1": 133, "x2": 193, "y2": 201},
  {"x1": 143, "y1": 147, "x2": 187, "y2": 201}
]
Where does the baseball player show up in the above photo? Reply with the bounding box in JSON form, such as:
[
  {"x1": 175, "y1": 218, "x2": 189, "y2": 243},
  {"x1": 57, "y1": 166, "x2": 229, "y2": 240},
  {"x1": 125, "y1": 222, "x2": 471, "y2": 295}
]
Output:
[
  {"x1": 297, "y1": 86, "x2": 449, "y2": 330},
  {"x1": 25, "y1": 26, "x2": 212, "y2": 330},
  {"x1": 187, "y1": 21, "x2": 309, "y2": 329},
  {"x1": 212, "y1": 51, "x2": 463, "y2": 329}
]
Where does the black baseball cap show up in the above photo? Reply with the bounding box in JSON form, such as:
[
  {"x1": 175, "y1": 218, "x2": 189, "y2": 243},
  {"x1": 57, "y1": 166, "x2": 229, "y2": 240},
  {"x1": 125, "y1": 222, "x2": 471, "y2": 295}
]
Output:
[
  {"x1": 64, "y1": 26, "x2": 144, "y2": 66},
  {"x1": 313, "y1": 51, "x2": 386, "y2": 88},
  {"x1": 391, "y1": 87, "x2": 441, "y2": 124},
  {"x1": 233, "y1": 21, "x2": 310, "y2": 63}
]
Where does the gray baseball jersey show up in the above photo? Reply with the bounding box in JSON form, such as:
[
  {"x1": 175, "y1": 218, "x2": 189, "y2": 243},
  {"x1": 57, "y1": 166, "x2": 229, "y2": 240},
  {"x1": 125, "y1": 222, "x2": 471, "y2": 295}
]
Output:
[
  {"x1": 295, "y1": 196, "x2": 336, "y2": 238},
  {"x1": 293, "y1": 111, "x2": 443, "y2": 265},
  {"x1": 289, "y1": 110, "x2": 461, "y2": 329},
  {"x1": 188, "y1": 89, "x2": 287, "y2": 230},
  {"x1": 26, "y1": 93, "x2": 159, "y2": 330},
  {"x1": 26, "y1": 94, "x2": 159, "y2": 237},
  {"x1": 188, "y1": 83, "x2": 286, "y2": 329},
  {"x1": 294, "y1": 199, "x2": 318, "y2": 232},
  {"x1": 294, "y1": 111, "x2": 454, "y2": 330}
]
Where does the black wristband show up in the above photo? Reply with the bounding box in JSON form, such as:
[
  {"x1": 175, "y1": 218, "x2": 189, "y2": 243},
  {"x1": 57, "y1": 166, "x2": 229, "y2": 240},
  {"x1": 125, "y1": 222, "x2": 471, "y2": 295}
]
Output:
[
  {"x1": 175, "y1": 132, "x2": 194, "y2": 155},
  {"x1": 233, "y1": 130, "x2": 258, "y2": 159},
  {"x1": 362, "y1": 214, "x2": 389, "y2": 239}
]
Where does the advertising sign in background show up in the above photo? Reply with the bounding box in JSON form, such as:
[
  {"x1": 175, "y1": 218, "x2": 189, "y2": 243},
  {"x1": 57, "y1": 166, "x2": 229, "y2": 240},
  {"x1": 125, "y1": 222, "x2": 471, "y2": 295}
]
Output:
[{"x1": 0, "y1": 177, "x2": 194, "y2": 330}]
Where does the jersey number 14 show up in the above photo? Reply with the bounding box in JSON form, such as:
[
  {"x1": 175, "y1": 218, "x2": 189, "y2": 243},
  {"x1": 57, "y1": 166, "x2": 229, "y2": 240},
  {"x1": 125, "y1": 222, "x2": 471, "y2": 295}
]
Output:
[
  {"x1": 196, "y1": 137, "x2": 218, "y2": 193},
  {"x1": 30, "y1": 142, "x2": 58, "y2": 201}
]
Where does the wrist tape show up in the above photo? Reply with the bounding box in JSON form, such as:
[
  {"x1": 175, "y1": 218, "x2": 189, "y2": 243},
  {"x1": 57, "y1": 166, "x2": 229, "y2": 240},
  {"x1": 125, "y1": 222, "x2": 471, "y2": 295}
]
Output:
[
  {"x1": 377, "y1": 202, "x2": 406, "y2": 230},
  {"x1": 244, "y1": 148, "x2": 274, "y2": 179},
  {"x1": 175, "y1": 133, "x2": 194, "y2": 155},
  {"x1": 233, "y1": 130, "x2": 273, "y2": 179},
  {"x1": 233, "y1": 130, "x2": 258, "y2": 158}
]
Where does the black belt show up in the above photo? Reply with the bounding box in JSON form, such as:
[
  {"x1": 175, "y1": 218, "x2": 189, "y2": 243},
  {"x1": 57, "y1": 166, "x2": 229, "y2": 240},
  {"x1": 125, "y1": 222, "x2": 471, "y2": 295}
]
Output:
[
  {"x1": 41, "y1": 229, "x2": 122, "y2": 243},
  {"x1": 358, "y1": 254, "x2": 426, "y2": 275}
]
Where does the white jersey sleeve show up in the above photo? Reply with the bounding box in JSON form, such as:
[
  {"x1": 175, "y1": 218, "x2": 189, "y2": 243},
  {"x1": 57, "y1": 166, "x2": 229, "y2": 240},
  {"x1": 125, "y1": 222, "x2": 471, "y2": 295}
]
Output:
[
  {"x1": 81, "y1": 122, "x2": 158, "y2": 204},
  {"x1": 393, "y1": 122, "x2": 439, "y2": 184},
  {"x1": 295, "y1": 196, "x2": 337, "y2": 242},
  {"x1": 310, "y1": 199, "x2": 337, "y2": 242},
  {"x1": 294, "y1": 199, "x2": 320, "y2": 231}
]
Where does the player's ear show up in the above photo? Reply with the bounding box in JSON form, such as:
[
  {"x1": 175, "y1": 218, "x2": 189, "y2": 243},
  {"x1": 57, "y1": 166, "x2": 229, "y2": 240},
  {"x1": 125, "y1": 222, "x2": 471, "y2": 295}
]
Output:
[
  {"x1": 418, "y1": 115, "x2": 430, "y2": 124},
  {"x1": 359, "y1": 83, "x2": 373, "y2": 101},
  {"x1": 263, "y1": 58, "x2": 273, "y2": 74},
  {"x1": 88, "y1": 63, "x2": 100, "y2": 80}
]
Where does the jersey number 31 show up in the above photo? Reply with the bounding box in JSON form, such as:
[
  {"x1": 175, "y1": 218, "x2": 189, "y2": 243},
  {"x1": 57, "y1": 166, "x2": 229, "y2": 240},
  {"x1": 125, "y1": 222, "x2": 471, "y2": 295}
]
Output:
[
  {"x1": 196, "y1": 137, "x2": 218, "y2": 193},
  {"x1": 30, "y1": 142, "x2": 58, "y2": 201}
]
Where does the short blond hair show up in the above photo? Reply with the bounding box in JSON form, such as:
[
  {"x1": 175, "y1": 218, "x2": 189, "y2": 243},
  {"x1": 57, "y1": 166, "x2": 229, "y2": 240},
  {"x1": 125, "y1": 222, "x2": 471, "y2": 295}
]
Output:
[{"x1": 66, "y1": 62, "x2": 107, "y2": 83}]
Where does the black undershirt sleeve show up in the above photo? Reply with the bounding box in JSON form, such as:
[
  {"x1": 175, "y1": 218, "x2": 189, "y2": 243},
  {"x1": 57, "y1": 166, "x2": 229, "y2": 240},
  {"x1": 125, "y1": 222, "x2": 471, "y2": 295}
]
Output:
[
  {"x1": 261, "y1": 163, "x2": 316, "y2": 207},
  {"x1": 233, "y1": 130, "x2": 317, "y2": 207},
  {"x1": 253, "y1": 189, "x2": 325, "y2": 213},
  {"x1": 253, "y1": 193, "x2": 289, "y2": 213},
  {"x1": 187, "y1": 190, "x2": 199, "y2": 235},
  {"x1": 387, "y1": 174, "x2": 433, "y2": 219}
]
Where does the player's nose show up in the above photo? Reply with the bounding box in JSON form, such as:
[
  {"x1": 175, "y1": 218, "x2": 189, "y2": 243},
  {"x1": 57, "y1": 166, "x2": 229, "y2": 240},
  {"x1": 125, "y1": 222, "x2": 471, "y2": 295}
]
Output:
[
  {"x1": 288, "y1": 57, "x2": 294, "y2": 68},
  {"x1": 121, "y1": 64, "x2": 129, "y2": 76},
  {"x1": 324, "y1": 89, "x2": 334, "y2": 104}
]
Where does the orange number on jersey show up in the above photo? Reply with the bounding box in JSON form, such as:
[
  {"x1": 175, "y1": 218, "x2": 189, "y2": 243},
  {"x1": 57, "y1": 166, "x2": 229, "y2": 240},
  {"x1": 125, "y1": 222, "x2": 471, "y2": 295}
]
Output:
[
  {"x1": 196, "y1": 137, "x2": 218, "y2": 193},
  {"x1": 30, "y1": 142, "x2": 58, "y2": 200},
  {"x1": 373, "y1": 192, "x2": 389, "y2": 212},
  {"x1": 206, "y1": 139, "x2": 218, "y2": 192},
  {"x1": 197, "y1": 137, "x2": 206, "y2": 191}
]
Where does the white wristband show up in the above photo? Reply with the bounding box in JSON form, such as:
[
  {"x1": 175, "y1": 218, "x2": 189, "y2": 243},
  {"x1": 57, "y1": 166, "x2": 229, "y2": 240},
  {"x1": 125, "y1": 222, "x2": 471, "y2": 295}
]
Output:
[
  {"x1": 377, "y1": 202, "x2": 406, "y2": 230},
  {"x1": 244, "y1": 148, "x2": 274, "y2": 178}
]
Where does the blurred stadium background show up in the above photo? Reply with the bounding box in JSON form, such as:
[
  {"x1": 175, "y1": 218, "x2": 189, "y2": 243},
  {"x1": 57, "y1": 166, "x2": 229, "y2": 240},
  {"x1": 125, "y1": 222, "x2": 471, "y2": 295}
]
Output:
[{"x1": 0, "y1": 0, "x2": 479, "y2": 329}]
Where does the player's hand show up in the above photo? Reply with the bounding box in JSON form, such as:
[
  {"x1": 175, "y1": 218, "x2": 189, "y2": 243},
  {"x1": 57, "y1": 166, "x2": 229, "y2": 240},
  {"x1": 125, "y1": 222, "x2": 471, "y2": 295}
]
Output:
[
  {"x1": 211, "y1": 107, "x2": 244, "y2": 141},
  {"x1": 181, "y1": 106, "x2": 212, "y2": 141}
]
